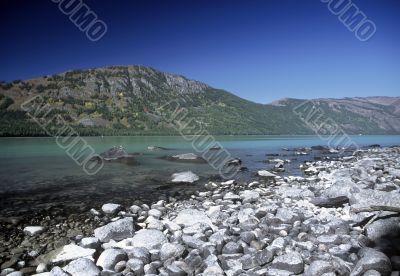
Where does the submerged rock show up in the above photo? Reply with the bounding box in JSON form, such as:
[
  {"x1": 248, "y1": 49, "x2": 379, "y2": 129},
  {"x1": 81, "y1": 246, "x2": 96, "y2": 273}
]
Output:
[
  {"x1": 161, "y1": 153, "x2": 207, "y2": 163},
  {"x1": 226, "y1": 158, "x2": 242, "y2": 166},
  {"x1": 147, "y1": 146, "x2": 170, "y2": 150}
]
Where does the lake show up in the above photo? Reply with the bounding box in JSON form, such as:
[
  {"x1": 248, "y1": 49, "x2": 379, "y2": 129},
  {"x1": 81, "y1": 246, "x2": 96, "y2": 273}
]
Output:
[{"x1": 0, "y1": 135, "x2": 399, "y2": 218}]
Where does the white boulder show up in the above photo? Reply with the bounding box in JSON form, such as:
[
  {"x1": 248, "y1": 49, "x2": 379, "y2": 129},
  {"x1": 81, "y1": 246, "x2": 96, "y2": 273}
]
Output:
[
  {"x1": 23, "y1": 226, "x2": 45, "y2": 236},
  {"x1": 171, "y1": 171, "x2": 199, "y2": 183}
]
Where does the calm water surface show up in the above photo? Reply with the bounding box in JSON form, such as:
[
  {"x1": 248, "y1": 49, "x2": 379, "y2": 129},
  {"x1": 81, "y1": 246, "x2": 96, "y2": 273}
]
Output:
[{"x1": 0, "y1": 135, "x2": 398, "y2": 215}]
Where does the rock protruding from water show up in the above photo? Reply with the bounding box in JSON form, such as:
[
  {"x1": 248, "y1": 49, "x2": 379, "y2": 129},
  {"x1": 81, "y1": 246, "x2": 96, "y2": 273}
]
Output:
[
  {"x1": 147, "y1": 146, "x2": 170, "y2": 151},
  {"x1": 97, "y1": 146, "x2": 138, "y2": 165},
  {"x1": 100, "y1": 145, "x2": 129, "y2": 160},
  {"x1": 161, "y1": 153, "x2": 207, "y2": 163},
  {"x1": 171, "y1": 171, "x2": 199, "y2": 183}
]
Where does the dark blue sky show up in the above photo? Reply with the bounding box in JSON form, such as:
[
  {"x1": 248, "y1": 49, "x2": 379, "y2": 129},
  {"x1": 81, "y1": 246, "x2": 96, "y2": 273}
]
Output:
[{"x1": 0, "y1": 0, "x2": 399, "y2": 103}]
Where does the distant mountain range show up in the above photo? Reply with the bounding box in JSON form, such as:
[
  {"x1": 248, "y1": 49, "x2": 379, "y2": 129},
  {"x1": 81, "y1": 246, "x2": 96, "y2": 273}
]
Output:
[{"x1": 0, "y1": 65, "x2": 399, "y2": 136}]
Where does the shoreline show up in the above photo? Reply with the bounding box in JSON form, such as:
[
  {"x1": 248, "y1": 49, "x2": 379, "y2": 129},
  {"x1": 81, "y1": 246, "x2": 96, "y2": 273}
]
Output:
[
  {"x1": 1, "y1": 134, "x2": 400, "y2": 139},
  {"x1": 1, "y1": 146, "x2": 400, "y2": 275}
]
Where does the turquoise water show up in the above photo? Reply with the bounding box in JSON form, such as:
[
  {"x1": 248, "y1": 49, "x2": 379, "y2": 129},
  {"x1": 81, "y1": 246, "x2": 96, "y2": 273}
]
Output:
[
  {"x1": 1, "y1": 135, "x2": 399, "y2": 158},
  {"x1": 0, "y1": 135, "x2": 398, "y2": 216}
]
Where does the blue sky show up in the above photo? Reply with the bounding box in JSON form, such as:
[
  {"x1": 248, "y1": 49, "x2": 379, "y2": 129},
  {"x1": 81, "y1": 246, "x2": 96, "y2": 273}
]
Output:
[{"x1": 0, "y1": 0, "x2": 399, "y2": 103}]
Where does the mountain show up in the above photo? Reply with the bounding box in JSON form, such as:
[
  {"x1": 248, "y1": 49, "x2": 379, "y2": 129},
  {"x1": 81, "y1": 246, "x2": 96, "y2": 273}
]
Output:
[
  {"x1": 0, "y1": 65, "x2": 399, "y2": 136},
  {"x1": 271, "y1": 97, "x2": 400, "y2": 135}
]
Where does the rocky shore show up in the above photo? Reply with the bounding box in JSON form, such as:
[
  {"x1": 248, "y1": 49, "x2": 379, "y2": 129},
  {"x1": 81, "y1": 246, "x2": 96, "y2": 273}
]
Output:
[{"x1": 1, "y1": 146, "x2": 400, "y2": 275}]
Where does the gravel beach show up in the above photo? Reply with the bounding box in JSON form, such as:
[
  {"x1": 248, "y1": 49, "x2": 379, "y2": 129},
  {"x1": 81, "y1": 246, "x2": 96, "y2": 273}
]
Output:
[{"x1": 1, "y1": 146, "x2": 400, "y2": 275}]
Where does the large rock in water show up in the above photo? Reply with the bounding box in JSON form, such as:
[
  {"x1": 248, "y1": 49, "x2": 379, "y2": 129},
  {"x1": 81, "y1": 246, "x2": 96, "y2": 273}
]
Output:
[
  {"x1": 147, "y1": 145, "x2": 170, "y2": 150},
  {"x1": 100, "y1": 145, "x2": 129, "y2": 160},
  {"x1": 171, "y1": 171, "x2": 199, "y2": 183},
  {"x1": 98, "y1": 146, "x2": 138, "y2": 165},
  {"x1": 94, "y1": 217, "x2": 134, "y2": 242}
]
